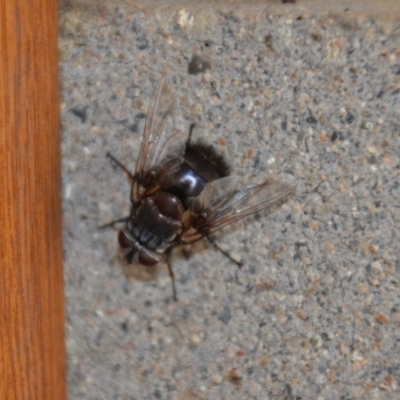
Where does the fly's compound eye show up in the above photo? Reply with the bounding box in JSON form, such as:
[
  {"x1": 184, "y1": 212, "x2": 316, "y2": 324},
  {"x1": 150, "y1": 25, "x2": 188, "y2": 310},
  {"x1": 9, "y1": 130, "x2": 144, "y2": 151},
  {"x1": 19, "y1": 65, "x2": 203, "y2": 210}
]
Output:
[
  {"x1": 118, "y1": 230, "x2": 134, "y2": 248},
  {"x1": 138, "y1": 249, "x2": 159, "y2": 266}
]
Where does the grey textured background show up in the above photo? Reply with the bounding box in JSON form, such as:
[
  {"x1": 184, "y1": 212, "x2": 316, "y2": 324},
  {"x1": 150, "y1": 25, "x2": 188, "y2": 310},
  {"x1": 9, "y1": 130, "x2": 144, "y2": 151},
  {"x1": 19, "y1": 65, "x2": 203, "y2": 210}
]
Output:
[{"x1": 60, "y1": 2, "x2": 400, "y2": 399}]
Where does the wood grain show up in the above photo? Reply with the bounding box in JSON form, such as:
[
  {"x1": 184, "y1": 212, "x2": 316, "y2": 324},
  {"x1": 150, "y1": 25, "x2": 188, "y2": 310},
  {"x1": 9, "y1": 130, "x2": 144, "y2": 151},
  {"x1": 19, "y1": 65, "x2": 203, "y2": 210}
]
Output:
[{"x1": 0, "y1": 1, "x2": 66, "y2": 399}]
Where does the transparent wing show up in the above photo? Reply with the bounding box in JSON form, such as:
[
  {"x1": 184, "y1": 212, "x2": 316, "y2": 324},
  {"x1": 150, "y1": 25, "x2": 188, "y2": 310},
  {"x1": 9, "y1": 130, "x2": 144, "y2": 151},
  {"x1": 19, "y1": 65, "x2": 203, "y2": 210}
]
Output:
[
  {"x1": 133, "y1": 76, "x2": 187, "y2": 194},
  {"x1": 183, "y1": 176, "x2": 296, "y2": 241}
]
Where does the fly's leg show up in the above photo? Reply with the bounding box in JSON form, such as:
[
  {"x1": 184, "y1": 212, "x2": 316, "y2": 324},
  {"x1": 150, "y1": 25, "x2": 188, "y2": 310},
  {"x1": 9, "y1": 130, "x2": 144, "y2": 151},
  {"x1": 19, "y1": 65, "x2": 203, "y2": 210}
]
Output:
[
  {"x1": 98, "y1": 216, "x2": 129, "y2": 230},
  {"x1": 99, "y1": 151, "x2": 133, "y2": 230},
  {"x1": 166, "y1": 249, "x2": 178, "y2": 301},
  {"x1": 106, "y1": 151, "x2": 134, "y2": 180},
  {"x1": 205, "y1": 234, "x2": 243, "y2": 268}
]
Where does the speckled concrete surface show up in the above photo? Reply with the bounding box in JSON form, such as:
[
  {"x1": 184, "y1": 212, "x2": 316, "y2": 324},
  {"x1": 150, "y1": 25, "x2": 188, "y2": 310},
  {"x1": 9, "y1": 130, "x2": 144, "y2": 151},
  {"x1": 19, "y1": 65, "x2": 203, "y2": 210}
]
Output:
[{"x1": 60, "y1": 3, "x2": 400, "y2": 399}]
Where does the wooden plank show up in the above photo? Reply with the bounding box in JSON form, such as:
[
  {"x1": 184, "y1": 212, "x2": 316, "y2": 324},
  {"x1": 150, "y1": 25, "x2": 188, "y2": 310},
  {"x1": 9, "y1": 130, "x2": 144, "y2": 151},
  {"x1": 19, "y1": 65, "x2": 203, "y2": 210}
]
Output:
[{"x1": 0, "y1": 1, "x2": 66, "y2": 399}]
